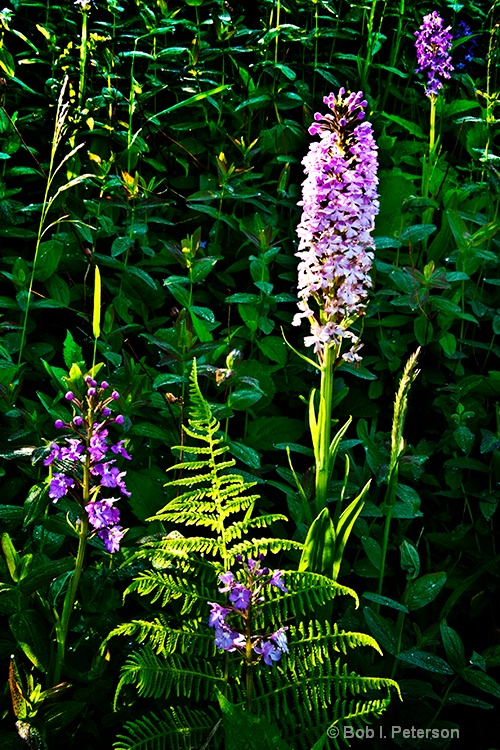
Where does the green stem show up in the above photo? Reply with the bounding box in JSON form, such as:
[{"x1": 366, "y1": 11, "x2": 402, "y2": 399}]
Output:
[
  {"x1": 52, "y1": 409, "x2": 93, "y2": 685},
  {"x1": 78, "y1": 11, "x2": 88, "y2": 110},
  {"x1": 53, "y1": 513, "x2": 89, "y2": 685},
  {"x1": 314, "y1": 343, "x2": 335, "y2": 515},
  {"x1": 376, "y1": 466, "x2": 398, "y2": 606}
]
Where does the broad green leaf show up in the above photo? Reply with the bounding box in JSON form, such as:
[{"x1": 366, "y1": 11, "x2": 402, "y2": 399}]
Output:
[
  {"x1": 299, "y1": 508, "x2": 335, "y2": 577},
  {"x1": 228, "y1": 389, "x2": 262, "y2": 410},
  {"x1": 362, "y1": 592, "x2": 409, "y2": 613},
  {"x1": 396, "y1": 650, "x2": 454, "y2": 674},
  {"x1": 363, "y1": 607, "x2": 398, "y2": 655},
  {"x1": 440, "y1": 620, "x2": 466, "y2": 673},
  {"x1": 404, "y1": 571, "x2": 447, "y2": 611},
  {"x1": 400, "y1": 539, "x2": 420, "y2": 580},
  {"x1": 462, "y1": 669, "x2": 500, "y2": 700},
  {"x1": 9, "y1": 610, "x2": 50, "y2": 672}
]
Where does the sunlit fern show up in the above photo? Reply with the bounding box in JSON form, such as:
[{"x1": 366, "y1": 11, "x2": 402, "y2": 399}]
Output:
[{"x1": 108, "y1": 360, "x2": 400, "y2": 750}]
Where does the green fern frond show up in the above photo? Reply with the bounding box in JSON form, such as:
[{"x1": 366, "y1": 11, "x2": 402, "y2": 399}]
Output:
[
  {"x1": 105, "y1": 618, "x2": 214, "y2": 657},
  {"x1": 223, "y1": 514, "x2": 288, "y2": 542},
  {"x1": 125, "y1": 569, "x2": 212, "y2": 610},
  {"x1": 334, "y1": 660, "x2": 401, "y2": 701},
  {"x1": 115, "y1": 647, "x2": 228, "y2": 707},
  {"x1": 254, "y1": 571, "x2": 358, "y2": 622},
  {"x1": 290, "y1": 621, "x2": 383, "y2": 661},
  {"x1": 114, "y1": 706, "x2": 220, "y2": 750}
]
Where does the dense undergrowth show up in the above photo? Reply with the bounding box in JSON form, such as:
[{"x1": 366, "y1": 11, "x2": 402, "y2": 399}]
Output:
[{"x1": 0, "y1": 0, "x2": 500, "y2": 747}]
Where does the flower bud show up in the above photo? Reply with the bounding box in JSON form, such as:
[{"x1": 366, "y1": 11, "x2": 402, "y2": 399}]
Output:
[
  {"x1": 54, "y1": 419, "x2": 64, "y2": 429},
  {"x1": 111, "y1": 391, "x2": 120, "y2": 400},
  {"x1": 115, "y1": 414, "x2": 124, "y2": 425},
  {"x1": 65, "y1": 391, "x2": 74, "y2": 401},
  {"x1": 73, "y1": 416, "x2": 84, "y2": 427}
]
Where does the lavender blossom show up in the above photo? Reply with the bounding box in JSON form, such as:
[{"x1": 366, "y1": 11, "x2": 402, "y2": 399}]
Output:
[
  {"x1": 254, "y1": 639, "x2": 283, "y2": 666},
  {"x1": 49, "y1": 473, "x2": 75, "y2": 501},
  {"x1": 98, "y1": 525, "x2": 125, "y2": 554},
  {"x1": 414, "y1": 12, "x2": 454, "y2": 97},
  {"x1": 294, "y1": 89, "x2": 379, "y2": 359},
  {"x1": 85, "y1": 498, "x2": 121, "y2": 530},
  {"x1": 208, "y1": 556, "x2": 289, "y2": 666},
  {"x1": 44, "y1": 378, "x2": 131, "y2": 552}
]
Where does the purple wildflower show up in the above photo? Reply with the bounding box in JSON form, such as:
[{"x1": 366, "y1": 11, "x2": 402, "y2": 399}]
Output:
[
  {"x1": 214, "y1": 624, "x2": 241, "y2": 651},
  {"x1": 218, "y1": 571, "x2": 235, "y2": 591},
  {"x1": 44, "y1": 443, "x2": 62, "y2": 466},
  {"x1": 98, "y1": 525, "x2": 125, "y2": 553},
  {"x1": 270, "y1": 627, "x2": 289, "y2": 653},
  {"x1": 414, "y1": 12, "x2": 454, "y2": 97},
  {"x1": 93, "y1": 462, "x2": 130, "y2": 496},
  {"x1": 229, "y1": 584, "x2": 252, "y2": 610},
  {"x1": 88, "y1": 427, "x2": 109, "y2": 463},
  {"x1": 454, "y1": 21, "x2": 477, "y2": 71},
  {"x1": 208, "y1": 602, "x2": 231, "y2": 628},
  {"x1": 294, "y1": 89, "x2": 379, "y2": 359},
  {"x1": 49, "y1": 473, "x2": 75, "y2": 501},
  {"x1": 269, "y1": 570, "x2": 288, "y2": 592},
  {"x1": 254, "y1": 640, "x2": 283, "y2": 666},
  {"x1": 61, "y1": 438, "x2": 85, "y2": 462},
  {"x1": 111, "y1": 440, "x2": 132, "y2": 460},
  {"x1": 85, "y1": 498, "x2": 121, "y2": 530}
]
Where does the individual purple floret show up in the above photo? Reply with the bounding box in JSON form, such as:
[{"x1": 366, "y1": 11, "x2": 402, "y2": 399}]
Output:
[
  {"x1": 208, "y1": 602, "x2": 231, "y2": 628},
  {"x1": 414, "y1": 12, "x2": 454, "y2": 97},
  {"x1": 254, "y1": 639, "x2": 283, "y2": 666},
  {"x1": 85, "y1": 498, "x2": 121, "y2": 530},
  {"x1": 269, "y1": 570, "x2": 288, "y2": 592},
  {"x1": 49, "y1": 473, "x2": 75, "y2": 501},
  {"x1": 294, "y1": 88, "x2": 379, "y2": 360},
  {"x1": 111, "y1": 440, "x2": 132, "y2": 460},
  {"x1": 214, "y1": 624, "x2": 241, "y2": 651},
  {"x1": 98, "y1": 525, "x2": 125, "y2": 553},
  {"x1": 453, "y1": 20, "x2": 477, "y2": 71},
  {"x1": 229, "y1": 584, "x2": 252, "y2": 609}
]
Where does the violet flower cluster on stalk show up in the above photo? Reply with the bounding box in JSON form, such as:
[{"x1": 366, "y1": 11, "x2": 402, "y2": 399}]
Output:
[
  {"x1": 208, "y1": 555, "x2": 289, "y2": 667},
  {"x1": 414, "y1": 12, "x2": 454, "y2": 98},
  {"x1": 293, "y1": 88, "x2": 379, "y2": 362},
  {"x1": 454, "y1": 20, "x2": 477, "y2": 71},
  {"x1": 44, "y1": 377, "x2": 130, "y2": 553}
]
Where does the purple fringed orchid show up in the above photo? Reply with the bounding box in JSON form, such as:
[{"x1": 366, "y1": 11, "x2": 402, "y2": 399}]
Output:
[
  {"x1": 414, "y1": 12, "x2": 454, "y2": 97},
  {"x1": 45, "y1": 376, "x2": 130, "y2": 553},
  {"x1": 207, "y1": 555, "x2": 289, "y2": 667},
  {"x1": 293, "y1": 89, "x2": 379, "y2": 361}
]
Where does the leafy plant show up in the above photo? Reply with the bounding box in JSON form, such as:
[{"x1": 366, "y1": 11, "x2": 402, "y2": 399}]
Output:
[{"x1": 107, "y1": 360, "x2": 400, "y2": 748}]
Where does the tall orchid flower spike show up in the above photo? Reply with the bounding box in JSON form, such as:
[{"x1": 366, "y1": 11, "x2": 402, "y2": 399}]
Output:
[
  {"x1": 294, "y1": 88, "x2": 379, "y2": 363},
  {"x1": 414, "y1": 12, "x2": 454, "y2": 98}
]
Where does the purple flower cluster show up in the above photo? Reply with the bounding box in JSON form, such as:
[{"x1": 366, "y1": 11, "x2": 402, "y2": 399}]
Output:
[
  {"x1": 454, "y1": 21, "x2": 477, "y2": 71},
  {"x1": 208, "y1": 555, "x2": 289, "y2": 667},
  {"x1": 294, "y1": 89, "x2": 379, "y2": 359},
  {"x1": 44, "y1": 377, "x2": 130, "y2": 553},
  {"x1": 414, "y1": 12, "x2": 454, "y2": 97}
]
